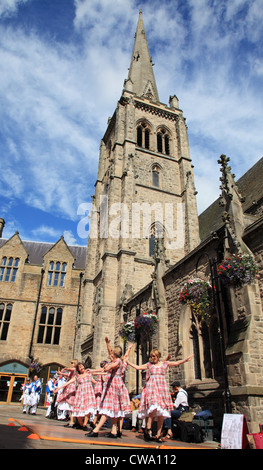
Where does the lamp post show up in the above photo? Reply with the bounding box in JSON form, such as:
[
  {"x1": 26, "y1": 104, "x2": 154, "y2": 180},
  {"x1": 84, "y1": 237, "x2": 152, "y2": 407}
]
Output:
[{"x1": 196, "y1": 252, "x2": 232, "y2": 414}]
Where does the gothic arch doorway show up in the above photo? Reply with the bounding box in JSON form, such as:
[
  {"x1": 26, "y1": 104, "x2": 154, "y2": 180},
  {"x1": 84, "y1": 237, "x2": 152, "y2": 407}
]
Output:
[{"x1": 38, "y1": 362, "x2": 64, "y2": 406}]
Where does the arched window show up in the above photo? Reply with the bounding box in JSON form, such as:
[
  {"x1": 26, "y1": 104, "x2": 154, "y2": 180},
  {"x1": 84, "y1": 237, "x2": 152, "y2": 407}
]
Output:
[
  {"x1": 165, "y1": 134, "x2": 170, "y2": 155},
  {"x1": 136, "y1": 122, "x2": 151, "y2": 149},
  {"x1": 192, "y1": 323, "x2": 201, "y2": 380},
  {"x1": 190, "y1": 311, "x2": 223, "y2": 380},
  {"x1": 37, "y1": 306, "x2": 63, "y2": 345},
  {"x1": 137, "y1": 126, "x2": 142, "y2": 147},
  {"x1": 157, "y1": 128, "x2": 170, "y2": 155},
  {"x1": 145, "y1": 128, "x2": 150, "y2": 149},
  {"x1": 152, "y1": 164, "x2": 161, "y2": 187},
  {"x1": 149, "y1": 222, "x2": 165, "y2": 257},
  {"x1": 157, "y1": 132, "x2": 162, "y2": 153},
  {"x1": 0, "y1": 303, "x2": 13, "y2": 340}
]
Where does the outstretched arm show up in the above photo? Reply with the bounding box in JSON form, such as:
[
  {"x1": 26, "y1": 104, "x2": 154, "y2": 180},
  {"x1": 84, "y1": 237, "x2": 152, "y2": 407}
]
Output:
[
  {"x1": 86, "y1": 367, "x2": 104, "y2": 374},
  {"x1": 105, "y1": 336, "x2": 112, "y2": 354},
  {"x1": 103, "y1": 361, "x2": 120, "y2": 372},
  {"x1": 126, "y1": 360, "x2": 148, "y2": 371},
  {"x1": 123, "y1": 343, "x2": 134, "y2": 362},
  {"x1": 54, "y1": 376, "x2": 75, "y2": 393},
  {"x1": 167, "y1": 354, "x2": 194, "y2": 367}
]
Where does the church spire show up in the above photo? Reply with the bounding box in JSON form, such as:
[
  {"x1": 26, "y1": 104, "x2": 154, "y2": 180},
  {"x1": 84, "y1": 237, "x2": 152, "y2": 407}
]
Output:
[{"x1": 126, "y1": 10, "x2": 159, "y2": 102}]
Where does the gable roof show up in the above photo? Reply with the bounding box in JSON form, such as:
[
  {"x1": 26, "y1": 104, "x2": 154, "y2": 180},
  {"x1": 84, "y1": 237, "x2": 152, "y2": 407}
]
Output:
[{"x1": 0, "y1": 237, "x2": 86, "y2": 269}]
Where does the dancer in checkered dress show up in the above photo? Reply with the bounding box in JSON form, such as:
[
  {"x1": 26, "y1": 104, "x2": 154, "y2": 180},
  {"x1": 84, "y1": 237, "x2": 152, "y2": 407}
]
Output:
[
  {"x1": 72, "y1": 363, "x2": 97, "y2": 430},
  {"x1": 86, "y1": 342, "x2": 132, "y2": 439},
  {"x1": 127, "y1": 349, "x2": 194, "y2": 442},
  {"x1": 55, "y1": 362, "x2": 97, "y2": 430},
  {"x1": 92, "y1": 360, "x2": 108, "y2": 428},
  {"x1": 56, "y1": 359, "x2": 78, "y2": 427}
]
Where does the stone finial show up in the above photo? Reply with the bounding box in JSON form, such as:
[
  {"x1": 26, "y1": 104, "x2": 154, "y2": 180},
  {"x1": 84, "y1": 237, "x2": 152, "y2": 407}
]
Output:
[{"x1": 0, "y1": 218, "x2": 5, "y2": 238}]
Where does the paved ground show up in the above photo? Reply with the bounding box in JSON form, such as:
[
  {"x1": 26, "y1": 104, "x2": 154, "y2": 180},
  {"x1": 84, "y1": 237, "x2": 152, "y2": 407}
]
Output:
[{"x1": 0, "y1": 403, "x2": 219, "y2": 452}]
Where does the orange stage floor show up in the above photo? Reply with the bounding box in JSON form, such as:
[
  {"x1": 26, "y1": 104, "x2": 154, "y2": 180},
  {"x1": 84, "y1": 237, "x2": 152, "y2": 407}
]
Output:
[{"x1": 10, "y1": 415, "x2": 218, "y2": 450}]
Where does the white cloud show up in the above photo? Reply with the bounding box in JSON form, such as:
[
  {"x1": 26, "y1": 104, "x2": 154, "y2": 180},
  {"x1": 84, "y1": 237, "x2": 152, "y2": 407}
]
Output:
[
  {"x1": 0, "y1": 0, "x2": 262, "y2": 235},
  {"x1": 0, "y1": 25, "x2": 98, "y2": 220},
  {"x1": 149, "y1": 0, "x2": 263, "y2": 213},
  {"x1": 0, "y1": 0, "x2": 30, "y2": 17},
  {"x1": 31, "y1": 225, "x2": 61, "y2": 239},
  {"x1": 30, "y1": 225, "x2": 77, "y2": 245},
  {"x1": 63, "y1": 229, "x2": 77, "y2": 246}
]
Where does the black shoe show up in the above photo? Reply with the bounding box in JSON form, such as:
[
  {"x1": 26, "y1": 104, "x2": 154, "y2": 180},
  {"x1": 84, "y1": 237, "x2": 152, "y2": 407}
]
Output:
[
  {"x1": 144, "y1": 429, "x2": 153, "y2": 441},
  {"x1": 72, "y1": 423, "x2": 81, "y2": 429},
  {"x1": 85, "y1": 431, "x2": 98, "y2": 438},
  {"x1": 106, "y1": 433, "x2": 117, "y2": 438},
  {"x1": 117, "y1": 431, "x2": 122, "y2": 438}
]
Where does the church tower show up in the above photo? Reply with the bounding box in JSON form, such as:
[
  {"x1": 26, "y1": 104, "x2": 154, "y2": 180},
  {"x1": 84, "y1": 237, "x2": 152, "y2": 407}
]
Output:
[{"x1": 78, "y1": 12, "x2": 199, "y2": 365}]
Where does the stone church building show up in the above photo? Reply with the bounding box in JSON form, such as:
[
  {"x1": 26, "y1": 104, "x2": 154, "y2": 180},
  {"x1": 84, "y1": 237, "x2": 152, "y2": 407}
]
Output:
[{"x1": 0, "y1": 13, "x2": 262, "y2": 432}]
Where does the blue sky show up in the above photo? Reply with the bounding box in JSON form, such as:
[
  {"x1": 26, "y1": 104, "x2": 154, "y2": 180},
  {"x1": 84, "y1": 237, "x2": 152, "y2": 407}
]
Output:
[{"x1": 0, "y1": 0, "x2": 262, "y2": 246}]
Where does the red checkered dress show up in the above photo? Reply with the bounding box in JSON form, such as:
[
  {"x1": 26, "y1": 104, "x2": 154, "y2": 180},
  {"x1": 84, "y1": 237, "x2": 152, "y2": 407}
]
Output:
[
  {"x1": 139, "y1": 361, "x2": 174, "y2": 419},
  {"x1": 99, "y1": 359, "x2": 131, "y2": 418},
  {"x1": 72, "y1": 372, "x2": 96, "y2": 417},
  {"x1": 56, "y1": 370, "x2": 76, "y2": 411},
  {"x1": 94, "y1": 374, "x2": 104, "y2": 412}
]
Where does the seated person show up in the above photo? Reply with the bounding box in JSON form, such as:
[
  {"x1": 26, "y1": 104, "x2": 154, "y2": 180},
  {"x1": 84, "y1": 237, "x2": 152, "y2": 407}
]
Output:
[
  {"x1": 130, "y1": 395, "x2": 145, "y2": 432},
  {"x1": 163, "y1": 381, "x2": 189, "y2": 438}
]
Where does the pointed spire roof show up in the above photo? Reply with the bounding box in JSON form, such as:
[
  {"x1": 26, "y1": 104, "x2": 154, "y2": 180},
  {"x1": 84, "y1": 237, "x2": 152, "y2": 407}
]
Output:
[{"x1": 127, "y1": 11, "x2": 159, "y2": 102}]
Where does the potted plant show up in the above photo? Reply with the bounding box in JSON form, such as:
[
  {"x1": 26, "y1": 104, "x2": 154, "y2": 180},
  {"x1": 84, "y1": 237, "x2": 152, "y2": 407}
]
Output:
[
  {"x1": 119, "y1": 320, "x2": 136, "y2": 343},
  {"x1": 179, "y1": 278, "x2": 213, "y2": 323},
  {"x1": 217, "y1": 253, "x2": 259, "y2": 287},
  {"x1": 134, "y1": 312, "x2": 158, "y2": 339},
  {"x1": 29, "y1": 357, "x2": 42, "y2": 376}
]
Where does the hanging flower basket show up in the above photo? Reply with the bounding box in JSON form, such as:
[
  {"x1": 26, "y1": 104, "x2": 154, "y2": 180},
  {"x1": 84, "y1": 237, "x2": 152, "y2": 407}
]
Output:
[
  {"x1": 179, "y1": 278, "x2": 213, "y2": 323},
  {"x1": 29, "y1": 358, "x2": 42, "y2": 376},
  {"x1": 119, "y1": 320, "x2": 136, "y2": 343},
  {"x1": 217, "y1": 253, "x2": 259, "y2": 287},
  {"x1": 134, "y1": 312, "x2": 158, "y2": 339}
]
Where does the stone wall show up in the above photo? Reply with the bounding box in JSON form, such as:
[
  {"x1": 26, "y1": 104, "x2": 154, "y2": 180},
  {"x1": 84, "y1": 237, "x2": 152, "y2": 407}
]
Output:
[{"x1": 0, "y1": 234, "x2": 84, "y2": 370}]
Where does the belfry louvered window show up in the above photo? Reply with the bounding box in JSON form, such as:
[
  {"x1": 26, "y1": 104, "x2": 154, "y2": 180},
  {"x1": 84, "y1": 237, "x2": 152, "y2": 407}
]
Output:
[
  {"x1": 137, "y1": 123, "x2": 150, "y2": 149},
  {"x1": 157, "y1": 128, "x2": 170, "y2": 155}
]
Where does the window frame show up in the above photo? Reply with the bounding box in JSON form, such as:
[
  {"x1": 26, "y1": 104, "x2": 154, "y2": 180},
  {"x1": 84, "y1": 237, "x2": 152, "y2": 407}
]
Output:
[
  {"x1": 47, "y1": 261, "x2": 67, "y2": 288},
  {"x1": 190, "y1": 311, "x2": 223, "y2": 381},
  {"x1": 152, "y1": 164, "x2": 161, "y2": 188},
  {"x1": 0, "y1": 303, "x2": 13, "y2": 341},
  {"x1": 0, "y1": 257, "x2": 20, "y2": 283},
  {"x1": 37, "y1": 305, "x2": 63, "y2": 345},
  {"x1": 136, "y1": 121, "x2": 151, "y2": 150},
  {"x1": 156, "y1": 128, "x2": 170, "y2": 155}
]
